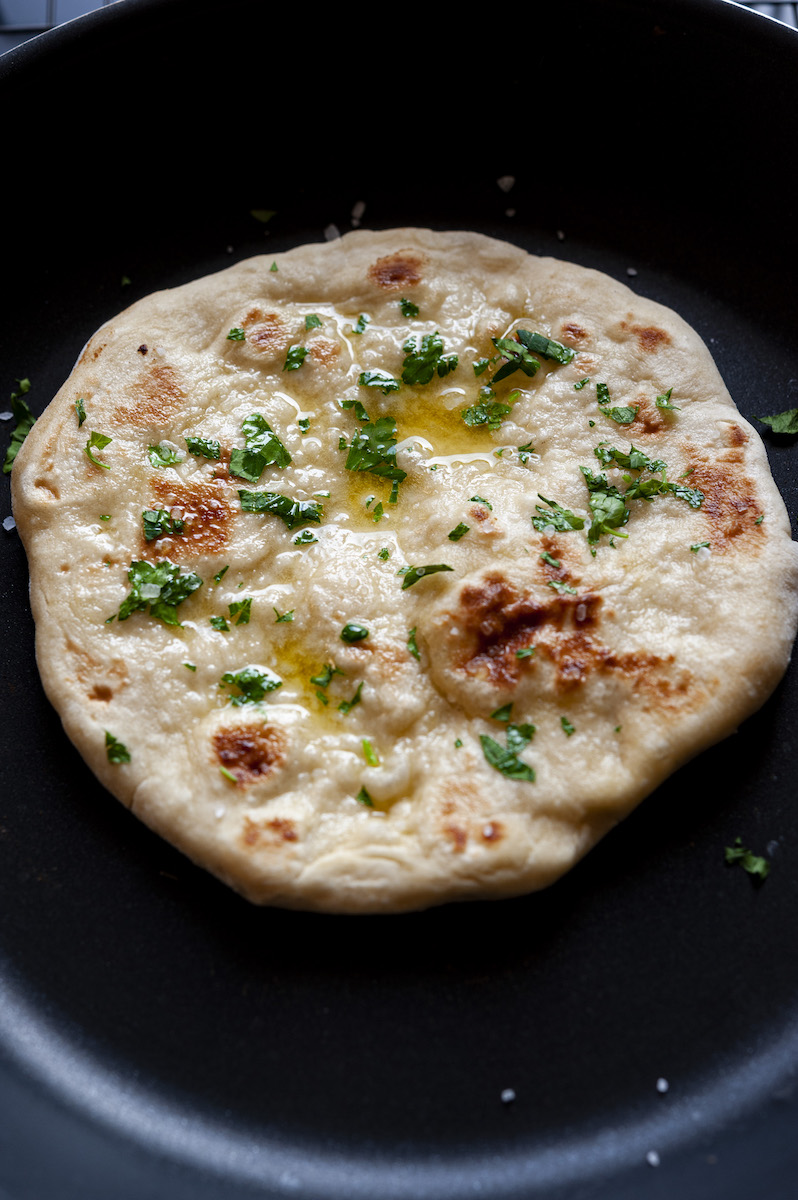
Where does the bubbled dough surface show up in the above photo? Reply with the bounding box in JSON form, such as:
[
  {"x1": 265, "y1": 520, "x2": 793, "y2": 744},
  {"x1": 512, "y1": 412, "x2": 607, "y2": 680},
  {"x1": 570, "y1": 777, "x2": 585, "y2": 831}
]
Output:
[{"x1": 12, "y1": 228, "x2": 798, "y2": 912}]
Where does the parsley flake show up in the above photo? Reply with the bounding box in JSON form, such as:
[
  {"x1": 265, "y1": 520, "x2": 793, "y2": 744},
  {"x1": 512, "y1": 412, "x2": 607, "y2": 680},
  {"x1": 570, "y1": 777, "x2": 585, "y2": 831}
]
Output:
[
  {"x1": 358, "y1": 369, "x2": 400, "y2": 394},
  {"x1": 407, "y1": 627, "x2": 420, "y2": 660},
  {"x1": 356, "y1": 785, "x2": 374, "y2": 807},
  {"x1": 273, "y1": 607, "x2": 294, "y2": 623},
  {"x1": 724, "y1": 837, "x2": 770, "y2": 882},
  {"x1": 561, "y1": 716, "x2": 576, "y2": 736},
  {"x1": 210, "y1": 615, "x2": 230, "y2": 632},
  {"x1": 239, "y1": 489, "x2": 323, "y2": 530},
  {"x1": 342, "y1": 415, "x2": 407, "y2": 485},
  {"x1": 213, "y1": 566, "x2": 229, "y2": 583},
  {"x1": 105, "y1": 731, "x2": 131, "y2": 764},
  {"x1": 310, "y1": 663, "x2": 345, "y2": 690},
  {"x1": 532, "y1": 495, "x2": 585, "y2": 533},
  {"x1": 293, "y1": 529, "x2": 318, "y2": 545},
  {"x1": 353, "y1": 313, "x2": 370, "y2": 334},
  {"x1": 448, "y1": 522, "x2": 470, "y2": 542},
  {"x1": 229, "y1": 597, "x2": 252, "y2": 625},
  {"x1": 548, "y1": 580, "x2": 577, "y2": 594},
  {"x1": 401, "y1": 332, "x2": 457, "y2": 384},
  {"x1": 400, "y1": 563, "x2": 454, "y2": 589},
  {"x1": 473, "y1": 358, "x2": 490, "y2": 377},
  {"x1": 341, "y1": 622, "x2": 368, "y2": 643},
  {"x1": 491, "y1": 336, "x2": 540, "y2": 383},
  {"x1": 690, "y1": 541, "x2": 710, "y2": 553},
  {"x1": 305, "y1": 313, "x2": 322, "y2": 330},
  {"x1": 540, "y1": 551, "x2": 561, "y2": 568},
  {"x1": 490, "y1": 703, "x2": 513, "y2": 722},
  {"x1": 114, "y1": 559, "x2": 202, "y2": 626},
  {"x1": 229, "y1": 413, "x2": 291, "y2": 483},
  {"x1": 515, "y1": 329, "x2": 575, "y2": 365},
  {"x1": 399, "y1": 298, "x2": 419, "y2": 318},
  {"x1": 516, "y1": 646, "x2": 535, "y2": 659},
  {"x1": 147, "y1": 441, "x2": 184, "y2": 468},
  {"x1": 338, "y1": 681, "x2": 364, "y2": 714},
  {"x1": 362, "y1": 739, "x2": 379, "y2": 766},
  {"x1": 75, "y1": 397, "x2": 87, "y2": 426},
  {"x1": 227, "y1": 327, "x2": 246, "y2": 341},
  {"x1": 655, "y1": 387, "x2": 681, "y2": 412},
  {"x1": 283, "y1": 345, "x2": 307, "y2": 372},
  {"x1": 757, "y1": 408, "x2": 798, "y2": 435},
  {"x1": 221, "y1": 665, "x2": 282, "y2": 705},
  {"x1": 378, "y1": 547, "x2": 390, "y2": 561},
  {"x1": 574, "y1": 378, "x2": 590, "y2": 390},
  {"x1": 185, "y1": 435, "x2": 221, "y2": 460},
  {"x1": 142, "y1": 508, "x2": 185, "y2": 541},
  {"x1": 470, "y1": 495, "x2": 493, "y2": 510},
  {"x1": 86, "y1": 431, "x2": 113, "y2": 469},
  {"x1": 480, "y1": 726, "x2": 535, "y2": 781},
  {"x1": 3, "y1": 385, "x2": 35, "y2": 474},
  {"x1": 461, "y1": 386, "x2": 517, "y2": 431}
]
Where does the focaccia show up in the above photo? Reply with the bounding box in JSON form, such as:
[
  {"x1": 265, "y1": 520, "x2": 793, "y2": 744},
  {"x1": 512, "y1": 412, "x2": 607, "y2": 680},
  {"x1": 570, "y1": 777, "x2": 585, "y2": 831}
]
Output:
[{"x1": 12, "y1": 229, "x2": 798, "y2": 912}]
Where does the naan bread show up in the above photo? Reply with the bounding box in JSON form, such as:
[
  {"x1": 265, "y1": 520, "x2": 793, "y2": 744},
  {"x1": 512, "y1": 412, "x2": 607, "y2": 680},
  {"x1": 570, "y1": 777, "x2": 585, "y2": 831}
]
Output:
[{"x1": 12, "y1": 229, "x2": 798, "y2": 912}]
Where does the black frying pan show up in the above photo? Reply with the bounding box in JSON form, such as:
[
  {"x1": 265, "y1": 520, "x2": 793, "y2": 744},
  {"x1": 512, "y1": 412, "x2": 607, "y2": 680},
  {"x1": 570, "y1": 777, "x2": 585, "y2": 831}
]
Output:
[{"x1": 2, "y1": 2, "x2": 798, "y2": 1196}]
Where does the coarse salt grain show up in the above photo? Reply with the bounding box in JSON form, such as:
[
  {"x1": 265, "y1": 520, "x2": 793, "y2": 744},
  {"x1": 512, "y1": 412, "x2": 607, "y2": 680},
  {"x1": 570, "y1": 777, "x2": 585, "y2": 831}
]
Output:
[
  {"x1": 0, "y1": 411, "x2": 13, "y2": 421},
  {"x1": 505, "y1": 208, "x2": 516, "y2": 218},
  {"x1": 695, "y1": 546, "x2": 712, "y2": 563},
  {"x1": 215, "y1": 806, "x2": 226, "y2": 820},
  {"x1": 556, "y1": 229, "x2": 565, "y2": 241},
  {"x1": 3, "y1": 516, "x2": 16, "y2": 532},
  {"x1": 646, "y1": 1151, "x2": 660, "y2": 1167},
  {"x1": 324, "y1": 224, "x2": 341, "y2": 242},
  {"x1": 496, "y1": 175, "x2": 515, "y2": 193},
  {"x1": 656, "y1": 1077, "x2": 669, "y2": 1094},
  {"x1": 351, "y1": 200, "x2": 366, "y2": 226},
  {"x1": 500, "y1": 1088, "x2": 516, "y2": 1104},
  {"x1": 575, "y1": 603, "x2": 587, "y2": 622},
  {"x1": 626, "y1": 267, "x2": 638, "y2": 277}
]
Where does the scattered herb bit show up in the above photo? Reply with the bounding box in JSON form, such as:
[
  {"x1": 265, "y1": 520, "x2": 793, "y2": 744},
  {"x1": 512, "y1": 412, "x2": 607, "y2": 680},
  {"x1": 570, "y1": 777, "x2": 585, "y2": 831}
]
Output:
[
  {"x1": 518, "y1": 441, "x2": 536, "y2": 465},
  {"x1": 221, "y1": 665, "x2": 282, "y2": 705},
  {"x1": 120, "y1": 275, "x2": 131, "y2": 287},
  {"x1": 227, "y1": 327, "x2": 246, "y2": 341},
  {"x1": 491, "y1": 336, "x2": 540, "y2": 383},
  {"x1": 229, "y1": 412, "x2": 291, "y2": 482},
  {"x1": 473, "y1": 357, "x2": 490, "y2": 377},
  {"x1": 142, "y1": 507, "x2": 185, "y2": 541},
  {"x1": 311, "y1": 663, "x2": 345, "y2": 690},
  {"x1": 86, "y1": 431, "x2": 113, "y2": 469},
  {"x1": 614, "y1": 725, "x2": 622, "y2": 733},
  {"x1": 516, "y1": 646, "x2": 536, "y2": 659},
  {"x1": 407, "y1": 627, "x2": 420, "y2": 660},
  {"x1": 353, "y1": 313, "x2": 370, "y2": 334},
  {"x1": 548, "y1": 580, "x2": 577, "y2": 594},
  {"x1": 372, "y1": 501, "x2": 384, "y2": 522},
  {"x1": 594, "y1": 445, "x2": 666, "y2": 473},
  {"x1": 480, "y1": 728, "x2": 535, "y2": 782},
  {"x1": 580, "y1": 468, "x2": 630, "y2": 544},
  {"x1": 378, "y1": 547, "x2": 390, "y2": 560},
  {"x1": 147, "y1": 441, "x2": 184, "y2": 468},
  {"x1": 356, "y1": 785, "x2": 374, "y2": 807},
  {"x1": 184, "y1": 662, "x2": 197, "y2": 671},
  {"x1": 114, "y1": 559, "x2": 202, "y2": 626},
  {"x1": 105, "y1": 731, "x2": 131, "y2": 764},
  {"x1": 757, "y1": 407, "x2": 798, "y2": 435},
  {"x1": 99, "y1": 514, "x2": 111, "y2": 521},
  {"x1": 655, "y1": 387, "x2": 681, "y2": 412},
  {"x1": 340, "y1": 398, "x2": 370, "y2": 422},
  {"x1": 305, "y1": 313, "x2": 322, "y2": 330},
  {"x1": 3, "y1": 387, "x2": 35, "y2": 474},
  {"x1": 229, "y1": 597, "x2": 252, "y2": 625},
  {"x1": 589, "y1": 420, "x2": 595, "y2": 428},
  {"x1": 400, "y1": 563, "x2": 454, "y2": 589},
  {"x1": 470, "y1": 495, "x2": 492, "y2": 510},
  {"x1": 596, "y1": 383, "x2": 611, "y2": 406},
  {"x1": 402, "y1": 331, "x2": 458, "y2": 384},
  {"x1": 358, "y1": 368, "x2": 400, "y2": 394},
  {"x1": 250, "y1": 208, "x2": 275, "y2": 223},
  {"x1": 540, "y1": 551, "x2": 561, "y2": 568},
  {"x1": 273, "y1": 607, "x2": 294, "y2": 623},
  {"x1": 461, "y1": 386, "x2": 516, "y2": 431},
  {"x1": 448, "y1": 522, "x2": 470, "y2": 542},
  {"x1": 515, "y1": 329, "x2": 575, "y2": 365},
  {"x1": 506, "y1": 722, "x2": 536, "y2": 754},
  {"x1": 490, "y1": 703, "x2": 513, "y2": 722},
  {"x1": 399, "y1": 298, "x2": 419, "y2": 318},
  {"x1": 219, "y1": 766, "x2": 237, "y2": 784},
  {"x1": 295, "y1": 417, "x2": 310, "y2": 435},
  {"x1": 75, "y1": 397, "x2": 87, "y2": 426},
  {"x1": 574, "y1": 378, "x2": 590, "y2": 390},
  {"x1": 185, "y1": 435, "x2": 221, "y2": 460},
  {"x1": 294, "y1": 528, "x2": 318, "y2": 545},
  {"x1": 341, "y1": 622, "x2": 369, "y2": 643},
  {"x1": 214, "y1": 566, "x2": 229, "y2": 583},
  {"x1": 338, "y1": 681, "x2": 364, "y2": 714},
  {"x1": 343, "y1": 415, "x2": 407, "y2": 485},
  {"x1": 283, "y1": 345, "x2": 307, "y2": 372},
  {"x1": 239, "y1": 489, "x2": 323, "y2": 530},
  {"x1": 561, "y1": 716, "x2": 576, "y2": 736},
  {"x1": 755, "y1": 514, "x2": 765, "y2": 525},
  {"x1": 210, "y1": 615, "x2": 230, "y2": 632},
  {"x1": 270, "y1": 262, "x2": 278, "y2": 272},
  {"x1": 532, "y1": 495, "x2": 585, "y2": 533},
  {"x1": 362, "y1": 739, "x2": 379, "y2": 766},
  {"x1": 690, "y1": 541, "x2": 710, "y2": 553},
  {"x1": 454, "y1": 738, "x2": 463, "y2": 748},
  {"x1": 606, "y1": 406, "x2": 639, "y2": 425},
  {"x1": 724, "y1": 837, "x2": 770, "y2": 881}
]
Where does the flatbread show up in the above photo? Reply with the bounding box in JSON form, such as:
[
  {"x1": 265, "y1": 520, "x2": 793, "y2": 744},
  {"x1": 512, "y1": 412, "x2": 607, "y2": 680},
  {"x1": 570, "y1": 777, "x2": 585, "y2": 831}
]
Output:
[{"x1": 12, "y1": 228, "x2": 798, "y2": 912}]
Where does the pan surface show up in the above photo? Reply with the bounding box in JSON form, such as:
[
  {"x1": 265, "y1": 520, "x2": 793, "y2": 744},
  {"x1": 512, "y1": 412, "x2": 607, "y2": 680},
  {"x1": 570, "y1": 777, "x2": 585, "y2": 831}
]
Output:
[{"x1": 1, "y1": 1, "x2": 798, "y2": 1196}]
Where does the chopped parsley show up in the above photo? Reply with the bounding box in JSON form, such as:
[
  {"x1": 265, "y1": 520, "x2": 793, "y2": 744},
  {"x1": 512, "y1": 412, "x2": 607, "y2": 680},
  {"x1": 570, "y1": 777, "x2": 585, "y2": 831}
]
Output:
[
  {"x1": 273, "y1": 607, "x2": 294, "y2": 623},
  {"x1": 362, "y1": 739, "x2": 379, "y2": 766},
  {"x1": 448, "y1": 522, "x2": 470, "y2": 542},
  {"x1": 147, "y1": 441, "x2": 184, "y2": 468},
  {"x1": 548, "y1": 580, "x2": 577, "y2": 594},
  {"x1": 580, "y1": 468, "x2": 630, "y2": 544},
  {"x1": 185, "y1": 435, "x2": 221, "y2": 460},
  {"x1": 574, "y1": 378, "x2": 590, "y2": 390},
  {"x1": 515, "y1": 329, "x2": 575, "y2": 365},
  {"x1": 105, "y1": 731, "x2": 131, "y2": 764},
  {"x1": 358, "y1": 368, "x2": 400, "y2": 394},
  {"x1": 75, "y1": 397, "x2": 87, "y2": 426},
  {"x1": 229, "y1": 413, "x2": 291, "y2": 483},
  {"x1": 229, "y1": 597, "x2": 252, "y2": 625},
  {"x1": 356, "y1": 785, "x2": 374, "y2": 806},
  {"x1": 340, "y1": 398, "x2": 370, "y2": 422},
  {"x1": 310, "y1": 663, "x2": 345, "y2": 690},
  {"x1": 490, "y1": 703, "x2": 513, "y2": 722},
  {"x1": 454, "y1": 738, "x2": 463, "y2": 748},
  {"x1": 293, "y1": 529, "x2": 318, "y2": 545},
  {"x1": 540, "y1": 551, "x2": 561, "y2": 568},
  {"x1": 480, "y1": 723, "x2": 535, "y2": 781},
  {"x1": 227, "y1": 327, "x2": 246, "y2": 341},
  {"x1": 341, "y1": 622, "x2": 369, "y2": 643},
  {"x1": 596, "y1": 383, "x2": 612, "y2": 406},
  {"x1": 210, "y1": 615, "x2": 230, "y2": 632},
  {"x1": 184, "y1": 662, "x2": 196, "y2": 671},
  {"x1": 297, "y1": 418, "x2": 310, "y2": 433},
  {"x1": 270, "y1": 262, "x2": 278, "y2": 272},
  {"x1": 690, "y1": 541, "x2": 710, "y2": 553},
  {"x1": 3, "y1": 382, "x2": 35, "y2": 474},
  {"x1": 724, "y1": 837, "x2": 770, "y2": 881},
  {"x1": 518, "y1": 441, "x2": 536, "y2": 465},
  {"x1": 220, "y1": 665, "x2": 282, "y2": 705},
  {"x1": 532, "y1": 495, "x2": 585, "y2": 533},
  {"x1": 407, "y1": 627, "x2": 420, "y2": 660},
  {"x1": 305, "y1": 313, "x2": 322, "y2": 330},
  {"x1": 372, "y1": 501, "x2": 384, "y2": 522},
  {"x1": 86, "y1": 431, "x2": 113, "y2": 469},
  {"x1": 342, "y1": 415, "x2": 407, "y2": 485},
  {"x1": 401, "y1": 332, "x2": 458, "y2": 384},
  {"x1": 473, "y1": 357, "x2": 490, "y2": 377},
  {"x1": 757, "y1": 407, "x2": 798, "y2": 435},
  {"x1": 399, "y1": 297, "x2": 419, "y2": 318},
  {"x1": 338, "y1": 681, "x2": 364, "y2": 714},
  {"x1": 516, "y1": 646, "x2": 535, "y2": 659},
  {"x1": 378, "y1": 547, "x2": 390, "y2": 560},
  {"x1": 461, "y1": 386, "x2": 517, "y2": 431},
  {"x1": 283, "y1": 345, "x2": 307, "y2": 372},
  {"x1": 470, "y1": 495, "x2": 493, "y2": 510},
  {"x1": 353, "y1": 313, "x2": 370, "y2": 334},
  {"x1": 655, "y1": 387, "x2": 681, "y2": 412},
  {"x1": 561, "y1": 716, "x2": 576, "y2": 736},
  {"x1": 213, "y1": 565, "x2": 229, "y2": 583},
  {"x1": 606, "y1": 406, "x2": 639, "y2": 425},
  {"x1": 142, "y1": 508, "x2": 185, "y2": 541},
  {"x1": 239, "y1": 489, "x2": 323, "y2": 529},
  {"x1": 400, "y1": 563, "x2": 454, "y2": 589},
  {"x1": 491, "y1": 335, "x2": 540, "y2": 383},
  {"x1": 114, "y1": 559, "x2": 202, "y2": 626}
]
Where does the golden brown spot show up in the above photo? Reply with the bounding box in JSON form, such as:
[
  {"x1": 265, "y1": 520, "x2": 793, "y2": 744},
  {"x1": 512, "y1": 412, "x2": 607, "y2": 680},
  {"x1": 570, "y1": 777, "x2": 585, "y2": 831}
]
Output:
[
  {"x1": 308, "y1": 337, "x2": 340, "y2": 366},
  {"x1": 481, "y1": 821, "x2": 504, "y2": 844},
  {"x1": 147, "y1": 477, "x2": 232, "y2": 558},
  {"x1": 66, "y1": 639, "x2": 128, "y2": 693},
  {"x1": 631, "y1": 395, "x2": 666, "y2": 434},
  {"x1": 116, "y1": 364, "x2": 188, "y2": 426},
  {"x1": 240, "y1": 815, "x2": 298, "y2": 848},
  {"x1": 726, "y1": 423, "x2": 749, "y2": 448},
  {"x1": 266, "y1": 817, "x2": 298, "y2": 842},
  {"x1": 621, "y1": 321, "x2": 671, "y2": 353},
  {"x1": 686, "y1": 455, "x2": 764, "y2": 552},
  {"x1": 244, "y1": 312, "x2": 289, "y2": 354},
  {"x1": 368, "y1": 251, "x2": 424, "y2": 290},
  {"x1": 560, "y1": 322, "x2": 589, "y2": 345},
  {"x1": 78, "y1": 339, "x2": 107, "y2": 365},
  {"x1": 89, "y1": 684, "x2": 114, "y2": 702},
  {"x1": 213, "y1": 723, "x2": 287, "y2": 786},
  {"x1": 35, "y1": 478, "x2": 60, "y2": 499},
  {"x1": 444, "y1": 824, "x2": 468, "y2": 852},
  {"x1": 470, "y1": 504, "x2": 490, "y2": 522}
]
